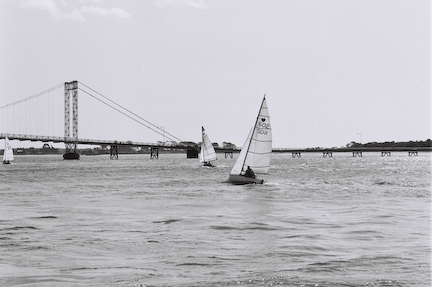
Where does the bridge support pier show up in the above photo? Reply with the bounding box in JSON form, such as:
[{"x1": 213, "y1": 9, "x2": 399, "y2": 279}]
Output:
[
  {"x1": 381, "y1": 151, "x2": 391, "y2": 157},
  {"x1": 353, "y1": 151, "x2": 362, "y2": 157},
  {"x1": 63, "y1": 149, "x2": 80, "y2": 160},
  {"x1": 150, "y1": 147, "x2": 159, "y2": 159},
  {"x1": 186, "y1": 147, "x2": 199, "y2": 158},
  {"x1": 323, "y1": 151, "x2": 332, "y2": 158},
  {"x1": 110, "y1": 145, "x2": 118, "y2": 159},
  {"x1": 292, "y1": 152, "x2": 301, "y2": 158}
]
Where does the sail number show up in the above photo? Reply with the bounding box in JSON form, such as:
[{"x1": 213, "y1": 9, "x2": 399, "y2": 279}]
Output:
[
  {"x1": 258, "y1": 122, "x2": 270, "y2": 129},
  {"x1": 256, "y1": 121, "x2": 270, "y2": 135}
]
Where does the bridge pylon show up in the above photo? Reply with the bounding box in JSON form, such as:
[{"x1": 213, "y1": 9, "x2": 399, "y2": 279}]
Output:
[{"x1": 63, "y1": 81, "x2": 80, "y2": 160}]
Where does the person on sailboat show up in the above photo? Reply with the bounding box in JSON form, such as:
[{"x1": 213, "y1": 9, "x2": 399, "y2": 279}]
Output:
[{"x1": 244, "y1": 166, "x2": 256, "y2": 178}]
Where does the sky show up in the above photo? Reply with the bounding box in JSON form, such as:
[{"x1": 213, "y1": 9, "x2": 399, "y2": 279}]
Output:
[{"x1": 0, "y1": 0, "x2": 430, "y2": 149}]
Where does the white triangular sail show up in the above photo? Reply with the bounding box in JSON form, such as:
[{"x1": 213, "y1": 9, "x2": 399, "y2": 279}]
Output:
[
  {"x1": 199, "y1": 126, "x2": 217, "y2": 163},
  {"x1": 229, "y1": 128, "x2": 252, "y2": 175},
  {"x1": 229, "y1": 96, "x2": 272, "y2": 175},
  {"x1": 3, "y1": 137, "x2": 14, "y2": 163}
]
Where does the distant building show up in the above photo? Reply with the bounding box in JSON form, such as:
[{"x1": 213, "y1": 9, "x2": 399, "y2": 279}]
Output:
[
  {"x1": 222, "y1": 142, "x2": 236, "y2": 150},
  {"x1": 178, "y1": 141, "x2": 198, "y2": 148}
]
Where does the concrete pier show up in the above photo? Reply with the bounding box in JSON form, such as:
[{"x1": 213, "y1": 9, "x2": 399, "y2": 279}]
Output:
[
  {"x1": 63, "y1": 152, "x2": 80, "y2": 160},
  {"x1": 381, "y1": 151, "x2": 391, "y2": 157},
  {"x1": 225, "y1": 151, "x2": 233, "y2": 158},
  {"x1": 110, "y1": 146, "x2": 118, "y2": 159},
  {"x1": 292, "y1": 152, "x2": 301, "y2": 158},
  {"x1": 323, "y1": 151, "x2": 332, "y2": 158},
  {"x1": 150, "y1": 147, "x2": 159, "y2": 159},
  {"x1": 352, "y1": 151, "x2": 362, "y2": 157}
]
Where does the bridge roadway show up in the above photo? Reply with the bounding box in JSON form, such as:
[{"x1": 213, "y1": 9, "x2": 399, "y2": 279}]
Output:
[
  {"x1": 0, "y1": 133, "x2": 163, "y2": 148},
  {"x1": 1, "y1": 133, "x2": 430, "y2": 152}
]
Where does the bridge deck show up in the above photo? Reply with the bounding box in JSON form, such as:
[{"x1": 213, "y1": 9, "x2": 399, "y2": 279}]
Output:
[
  {"x1": 1, "y1": 133, "x2": 430, "y2": 152},
  {"x1": 0, "y1": 133, "x2": 160, "y2": 147}
]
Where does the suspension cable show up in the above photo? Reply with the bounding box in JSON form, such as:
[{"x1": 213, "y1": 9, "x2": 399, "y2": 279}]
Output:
[
  {"x1": 0, "y1": 83, "x2": 64, "y2": 109},
  {"x1": 78, "y1": 82, "x2": 183, "y2": 143},
  {"x1": 1, "y1": 82, "x2": 184, "y2": 143},
  {"x1": 78, "y1": 88, "x2": 181, "y2": 142}
]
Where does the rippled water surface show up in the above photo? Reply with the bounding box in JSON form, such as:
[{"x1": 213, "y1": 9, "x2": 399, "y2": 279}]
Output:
[{"x1": 0, "y1": 152, "x2": 430, "y2": 286}]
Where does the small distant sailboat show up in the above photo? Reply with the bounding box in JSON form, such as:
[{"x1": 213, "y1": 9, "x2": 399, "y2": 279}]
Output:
[
  {"x1": 3, "y1": 137, "x2": 14, "y2": 164},
  {"x1": 228, "y1": 95, "x2": 272, "y2": 185},
  {"x1": 199, "y1": 126, "x2": 217, "y2": 167}
]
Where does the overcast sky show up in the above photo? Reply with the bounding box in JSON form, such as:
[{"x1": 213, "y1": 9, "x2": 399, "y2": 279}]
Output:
[{"x1": 0, "y1": 0, "x2": 430, "y2": 148}]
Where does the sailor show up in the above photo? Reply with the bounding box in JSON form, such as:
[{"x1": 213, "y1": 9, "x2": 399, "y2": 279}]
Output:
[{"x1": 244, "y1": 166, "x2": 255, "y2": 178}]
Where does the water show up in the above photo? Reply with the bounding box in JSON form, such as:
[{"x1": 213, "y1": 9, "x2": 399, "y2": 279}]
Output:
[{"x1": 0, "y1": 152, "x2": 430, "y2": 287}]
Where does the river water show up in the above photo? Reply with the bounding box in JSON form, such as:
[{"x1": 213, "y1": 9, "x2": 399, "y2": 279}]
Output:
[{"x1": 0, "y1": 152, "x2": 430, "y2": 287}]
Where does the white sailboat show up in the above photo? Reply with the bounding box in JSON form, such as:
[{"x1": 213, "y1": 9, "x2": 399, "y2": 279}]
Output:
[
  {"x1": 199, "y1": 126, "x2": 217, "y2": 167},
  {"x1": 3, "y1": 137, "x2": 14, "y2": 164},
  {"x1": 228, "y1": 95, "x2": 272, "y2": 184}
]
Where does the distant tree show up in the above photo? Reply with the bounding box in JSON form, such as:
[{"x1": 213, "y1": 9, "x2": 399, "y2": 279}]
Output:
[
  {"x1": 222, "y1": 142, "x2": 236, "y2": 149},
  {"x1": 345, "y1": 139, "x2": 431, "y2": 148}
]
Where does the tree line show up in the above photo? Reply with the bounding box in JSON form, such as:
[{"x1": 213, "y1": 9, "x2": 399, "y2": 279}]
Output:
[{"x1": 348, "y1": 139, "x2": 431, "y2": 148}]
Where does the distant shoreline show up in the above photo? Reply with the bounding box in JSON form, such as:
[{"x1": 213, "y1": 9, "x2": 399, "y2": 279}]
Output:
[
  {"x1": 5, "y1": 147, "x2": 431, "y2": 156},
  {"x1": 3, "y1": 139, "x2": 431, "y2": 155}
]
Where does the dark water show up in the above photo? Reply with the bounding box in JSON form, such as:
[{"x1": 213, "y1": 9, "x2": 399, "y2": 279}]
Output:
[{"x1": 0, "y1": 152, "x2": 430, "y2": 286}]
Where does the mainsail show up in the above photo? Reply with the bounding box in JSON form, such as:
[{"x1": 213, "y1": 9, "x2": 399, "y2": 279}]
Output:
[
  {"x1": 229, "y1": 96, "x2": 272, "y2": 176},
  {"x1": 199, "y1": 126, "x2": 217, "y2": 163},
  {"x1": 3, "y1": 137, "x2": 14, "y2": 163}
]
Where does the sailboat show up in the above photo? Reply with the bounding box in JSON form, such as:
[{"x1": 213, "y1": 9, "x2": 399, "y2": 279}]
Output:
[
  {"x1": 199, "y1": 126, "x2": 217, "y2": 167},
  {"x1": 228, "y1": 95, "x2": 272, "y2": 184},
  {"x1": 3, "y1": 137, "x2": 14, "y2": 164}
]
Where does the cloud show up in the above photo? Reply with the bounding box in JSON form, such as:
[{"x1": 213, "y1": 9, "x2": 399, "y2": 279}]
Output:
[
  {"x1": 81, "y1": 6, "x2": 131, "y2": 18},
  {"x1": 63, "y1": 9, "x2": 86, "y2": 21},
  {"x1": 19, "y1": 0, "x2": 62, "y2": 17},
  {"x1": 157, "y1": 0, "x2": 209, "y2": 9},
  {"x1": 19, "y1": 0, "x2": 131, "y2": 21},
  {"x1": 186, "y1": 0, "x2": 208, "y2": 10},
  {"x1": 19, "y1": 0, "x2": 85, "y2": 21}
]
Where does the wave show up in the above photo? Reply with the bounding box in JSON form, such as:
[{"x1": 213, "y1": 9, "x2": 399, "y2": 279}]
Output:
[
  {"x1": 152, "y1": 219, "x2": 182, "y2": 224},
  {"x1": 1, "y1": 226, "x2": 38, "y2": 231}
]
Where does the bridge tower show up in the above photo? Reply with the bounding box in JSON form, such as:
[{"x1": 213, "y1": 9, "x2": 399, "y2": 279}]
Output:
[{"x1": 63, "y1": 81, "x2": 80, "y2": 160}]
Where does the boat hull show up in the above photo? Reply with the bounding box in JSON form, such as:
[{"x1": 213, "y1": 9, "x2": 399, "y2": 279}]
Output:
[
  {"x1": 203, "y1": 162, "x2": 215, "y2": 167},
  {"x1": 227, "y1": 174, "x2": 264, "y2": 185}
]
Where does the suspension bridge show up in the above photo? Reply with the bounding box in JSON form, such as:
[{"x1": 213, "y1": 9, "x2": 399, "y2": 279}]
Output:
[
  {"x1": 0, "y1": 81, "x2": 186, "y2": 159},
  {"x1": 2, "y1": 81, "x2": 429, "y2": 160}
]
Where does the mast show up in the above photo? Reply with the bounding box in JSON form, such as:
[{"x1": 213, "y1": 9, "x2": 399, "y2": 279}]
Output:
[
  {"x1": 2, "y1": 137, "x2": 6, "y2": 162},
  {"x1": 240, "y1": 94, "x2": 266, "y2": 173},
  {"x1": 201, "y1": 126, "x2": 206, "y2": 163}
]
